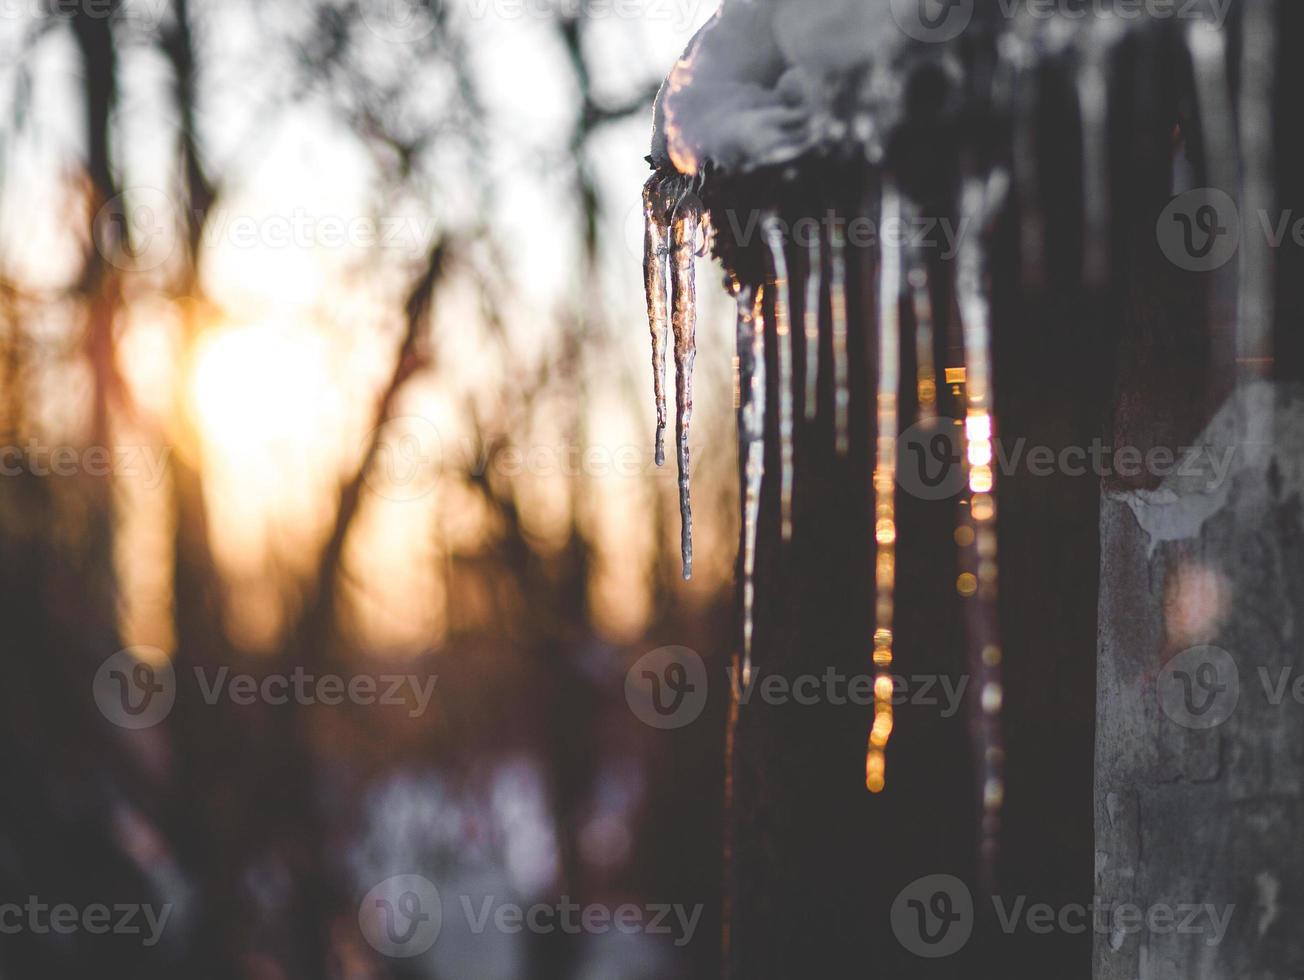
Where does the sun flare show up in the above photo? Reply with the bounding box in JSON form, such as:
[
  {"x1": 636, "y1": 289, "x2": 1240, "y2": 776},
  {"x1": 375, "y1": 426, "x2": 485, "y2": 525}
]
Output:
[{"x1": 189, "y1": 321, "x2": 332, "y2": 459}]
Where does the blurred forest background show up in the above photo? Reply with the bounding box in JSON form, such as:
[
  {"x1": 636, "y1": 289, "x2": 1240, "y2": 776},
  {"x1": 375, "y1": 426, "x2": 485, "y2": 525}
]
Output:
[{"x1": 0, "y1": 0, "x2": 738, "y2": 975}]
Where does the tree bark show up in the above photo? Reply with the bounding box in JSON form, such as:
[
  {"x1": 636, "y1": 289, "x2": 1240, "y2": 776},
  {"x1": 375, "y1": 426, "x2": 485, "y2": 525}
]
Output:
[{"x1": 1096, "y1": 383, "x2": 1304, "y2": 979}]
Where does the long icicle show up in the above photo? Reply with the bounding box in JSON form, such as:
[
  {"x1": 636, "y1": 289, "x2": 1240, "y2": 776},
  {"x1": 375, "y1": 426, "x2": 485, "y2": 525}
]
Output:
[
  {"x1": 1187, "y1": 19, "x2": 1237, "y2": 192},
  {"x1": 830, "y1": 214, "x2": 850, "y2": 455},
  {"x1": 643, "y1": 177, "x2": 670, "y2": 466},
  {"x1": 1238, "y1": 0, "x2": 1277, "y2": 462},
  {"x1": 804, "y1": 221, "x2": 823, "y2": 421},
  {"x1": 670, "y1": 202, "x2": 699, "y2": 580},
  {"x1": 1010, "y1": 28, "x2": 1044, "y2": 291},
  {"x1": 741, "y1": 286, "x2": 767, "y2": 687},
  {"x1": 1186, "y1": 17, "x2": 1238, "y2": 380},
  {"x1": 906, "y1": 206, "x2": 938, "y2": 423},
  {"x1": 731, "y1": 277, "x2": 750, "y2": 420},
  {"x1": 764, "y1": 214, "x2": 795, "y2": 541},
  {"x1": 868, "y1": 183, "x2": 902, "y2": 794},
  {"x1": 956, "y1": 174, "x2": 1007, "y2": 885},
  {"x1": 1238, "y1": 0, "x2": 1277, "y2": 383},
  {"x1": 1077, "y1": 18, "x2": 1119, "y2": 289}
]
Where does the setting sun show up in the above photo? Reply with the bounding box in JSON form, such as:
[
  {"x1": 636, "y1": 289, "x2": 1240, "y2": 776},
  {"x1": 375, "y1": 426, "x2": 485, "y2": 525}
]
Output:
[{"x1": 189, "y1": 321, "x2": 333, "y2": 459}]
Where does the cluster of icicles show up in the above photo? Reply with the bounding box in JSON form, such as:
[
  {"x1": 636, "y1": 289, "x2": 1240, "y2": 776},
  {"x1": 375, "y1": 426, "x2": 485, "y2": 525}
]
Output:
[
  {"x1": 644, "y1": 169, "x2": 1007, "y2": 863},
  {"x1": 641, "y1": 5, "x2": 1277, "y2": 876}
]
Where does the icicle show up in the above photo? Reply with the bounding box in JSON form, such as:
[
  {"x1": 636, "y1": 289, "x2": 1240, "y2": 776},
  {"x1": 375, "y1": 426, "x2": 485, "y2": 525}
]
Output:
[
  {"x1": 804, "y1": 225, "x2": 822, "y2": 421},
  {"x1": 763, "y1": 214, "x2": 795, "y2": 541},
  {"x1": 643, "y1": 177, "x2": 671, "y2": 467},
  {"x1": 905, "y1": 206, "x2": 937, "y2": 422},
  {"x1": 730, "y1": 275, "x2": 746, "y2": 413},
  {"x1": 1186, "y1": 19, "x2": 1236, "y2": 191},
  {"x1": 1237, "y1": 0, "x2": 1277, "y2": 383},
  {"x1": 670, "y1": 202, "x2": 699, "y2": 580},
  {"x1": 1077, "y1": 20, "x2": 1118, "y2": 289},
  {"x1": 830, "y1": 215, "x2": 850, "y2": 455},
  {"x1": 867, "y1": 182, "x2": 902, "y2": 794},
  {"x1": 1186, "y1": 16, "x2": 1239, "y2": 378},
  {"x1": 956, "y1": 174, "x2": 1008, "y2": 885},
  {"x1": 741, "y1": 287, "x2": 767, "y2": 687},
  {"x1": 1006, "y1": 29, "x2": 1044, "y2": 290}
]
